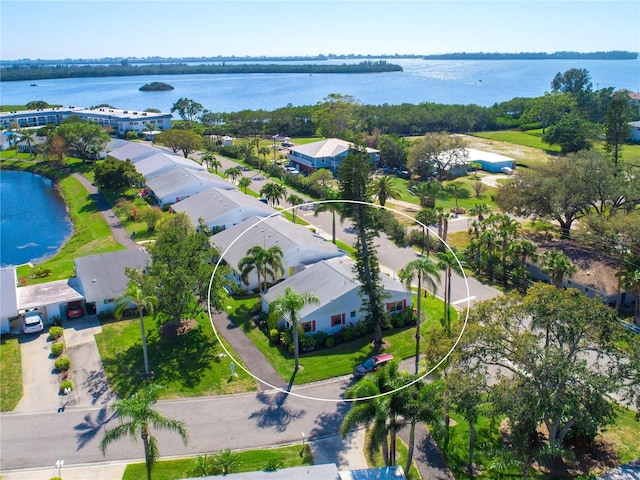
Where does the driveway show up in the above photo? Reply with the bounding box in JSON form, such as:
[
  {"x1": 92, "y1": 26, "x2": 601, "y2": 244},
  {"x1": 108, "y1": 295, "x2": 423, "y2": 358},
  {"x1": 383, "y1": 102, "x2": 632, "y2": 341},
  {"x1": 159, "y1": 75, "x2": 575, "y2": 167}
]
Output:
[{"x1": 14, "y1": 316, "x2": 114, "y2": 414}]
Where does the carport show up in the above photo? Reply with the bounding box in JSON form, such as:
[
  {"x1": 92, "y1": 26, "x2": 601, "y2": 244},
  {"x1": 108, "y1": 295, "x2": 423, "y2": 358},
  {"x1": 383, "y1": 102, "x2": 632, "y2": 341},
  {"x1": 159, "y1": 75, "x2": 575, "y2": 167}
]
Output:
[{"x1": 16, "y1": 278, "x2": 85, "y2": 326}]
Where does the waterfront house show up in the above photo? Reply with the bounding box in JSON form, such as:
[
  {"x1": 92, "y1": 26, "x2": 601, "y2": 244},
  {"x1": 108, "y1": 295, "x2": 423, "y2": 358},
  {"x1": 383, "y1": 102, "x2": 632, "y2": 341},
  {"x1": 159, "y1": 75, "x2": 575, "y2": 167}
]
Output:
[
  {"x1": 262, "y1": 256, "x2": 412, "y2": 335},
  {"x1": 286, "y1": 138, "x2": 379, "y2": 175},
  {"x1": 74, "y1": 248, "x2": 151, "y2": 316},
  {"x1": 210, "y1": 215, "x2": 344, "y2": 292}
]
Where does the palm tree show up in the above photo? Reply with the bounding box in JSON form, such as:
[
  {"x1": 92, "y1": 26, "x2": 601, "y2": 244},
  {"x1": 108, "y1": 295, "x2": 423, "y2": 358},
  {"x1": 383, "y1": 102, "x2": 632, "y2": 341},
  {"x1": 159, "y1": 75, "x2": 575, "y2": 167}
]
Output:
[
  {"x1": 225, "y1": 167, "x2": 242, "y2": 184},
  {"x1": 268, "y1": 287, "x2": 319, "y2": 372},
  {"x1": 436, "y1": 249, "x2": 463, "y2": 336},
  {"x1": 507, "y1": 239, "x2": 538, "y2": 290},
  {"x1": 314, "y1": 190, "x2": 344, "y2": 244},
  {"x1": 435, "y1": 208, "x2": 452, "y2": 243},
  {"x1": 258, "y1": 146, "x2": 271, "y2": 170},
  {"x1": 100, "y1": 383, "x2": 188, "y2": 480},
  {"x1": 415, "y1": 208, "x2": 438, "y2": 256},
  {"x1": 370, "y1": 175, "x2": 401, "y2": 207},
  {"x1": 209, "y1": 157, "x2": 222, "y2": 174},
  {"x1": 287, "y1": 193, "x2": 305, "y2": 224},
  {"x1": 238, "y1": 245, "x2": 284, "y2": 293},
  {"x1": 200, "y1": 152, "x2": 215, "y2": 170},
  {"x1": 408, "y1": 181, "x2": 442, "y2": 209},
  {"x1": 212, "y1": 448, "x2": 241, "y2": 475},
  {"x1": 540, "y1": 249, "x2": 577, "y2": 287},
  {"x1": 18, "y1": 129, "x2": 35, "y2": 158},
  {"x1": 399, "y1": 257, "x2": 442, "y2": 374},
  {"x1": 114, "y1": 280, "x2": 158, "y2": 378},
  {"x1": 238, "y1": 176, "x2": 252, "y2": 194},
  {"x1": 445, "y1": 181, "x2": 470, "y2": 212},
  {"x1": 479, "y1": 229, "x2": 499, "y2": 283},
  {"x1": 259, "y1": 182, "x2": 287, "y2": 207},
  {"x1": 400, "y1": 379, "x2": 444, "y2": 474}
]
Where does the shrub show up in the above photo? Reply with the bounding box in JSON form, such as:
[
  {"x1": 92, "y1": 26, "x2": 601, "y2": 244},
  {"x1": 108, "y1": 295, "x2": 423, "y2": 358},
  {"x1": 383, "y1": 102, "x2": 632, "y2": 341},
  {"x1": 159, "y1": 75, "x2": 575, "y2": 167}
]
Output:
[
  {"x1": 55, "y1": 357, "x2": 71, "y2": 372},
  {"x1": 51, "y1": 342, "x2": 64, "y2": 357},
  {"x1": 325, "y1": 336, "x2": 336, "y2": 348},
  {"x1": 126, "y1": 130, "x2": 139, "y2": 140},
  {"x1": 269, "y1": 329, "x2": 279, "y2": 343},
  {"x1": 31, "y1": 266, "x2": 52, "y2": 278},
  {"x1": 263, "y1": 460, "x2": 283, "y2": 472},
  {"x1": 50, "y1": 315, "x2": 62, "y2": 326},
  {"x1": 343, "y1": 326, "x2": 354, "y2": 342},
  {"x1": 279, "y1": 329, "x2": 292, "y2": 347},
  {"x1": 59, "y1": 379, "x2": 74, "y2": 394},
  {"x1": 49, "y1": 326, "x2": 64, "y2": 340},
  {"x1": 393, "y1": 314, "x2": 405, "y2": 328}
]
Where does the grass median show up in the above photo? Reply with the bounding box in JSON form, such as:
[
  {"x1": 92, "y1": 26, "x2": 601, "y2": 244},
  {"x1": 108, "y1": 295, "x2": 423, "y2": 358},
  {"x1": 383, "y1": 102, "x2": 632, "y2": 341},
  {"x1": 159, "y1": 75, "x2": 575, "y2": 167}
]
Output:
[{"x1": 0, "y1": 337, "x2": 23, "y2": 411}]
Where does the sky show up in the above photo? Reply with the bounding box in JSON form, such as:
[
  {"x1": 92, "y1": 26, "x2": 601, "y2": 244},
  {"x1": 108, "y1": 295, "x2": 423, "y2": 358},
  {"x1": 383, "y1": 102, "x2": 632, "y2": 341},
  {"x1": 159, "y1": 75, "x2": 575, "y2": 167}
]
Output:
[{"x1": 1, "y1": 0, "x2": 638, "y2": 60}]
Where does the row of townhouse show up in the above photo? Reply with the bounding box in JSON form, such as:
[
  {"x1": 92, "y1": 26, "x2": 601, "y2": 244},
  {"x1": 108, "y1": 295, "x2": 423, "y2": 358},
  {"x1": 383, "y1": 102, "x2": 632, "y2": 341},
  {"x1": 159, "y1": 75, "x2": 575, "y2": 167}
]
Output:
[{"x1": 2, "y1": 139, "x2": 412, "y2": 336}]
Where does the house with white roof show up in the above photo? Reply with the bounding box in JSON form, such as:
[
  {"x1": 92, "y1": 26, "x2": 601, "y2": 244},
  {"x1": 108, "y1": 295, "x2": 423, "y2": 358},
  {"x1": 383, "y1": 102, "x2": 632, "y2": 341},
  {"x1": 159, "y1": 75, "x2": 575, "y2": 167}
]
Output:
[
  {"x1": 171, "y1": 187, "x2": 277, "y2": 233},
  {"x1": 262, "y1": 256, "x2": 412, "y2": 335},
  {"x1": 210, "y1": 215, "x2": 344, "y2": 292},
  {"x1": 145, "y1": 167, "x2": 236, "y2": 207},
  {"x1": 286, "y1": 138, "x2": 379, "y2": 175},
  {"x1": 134, "y1": 152, "x2": 205, "y2": 180},
  {"x1": 74, "y1": 248, "x2": 151, "y2": 315},
  {"x1": 464, "y1": 148, "x2": 516, "y2": 173},
  {"x1": 107, "y1": 141, "x2": 163, "y2": 163}
]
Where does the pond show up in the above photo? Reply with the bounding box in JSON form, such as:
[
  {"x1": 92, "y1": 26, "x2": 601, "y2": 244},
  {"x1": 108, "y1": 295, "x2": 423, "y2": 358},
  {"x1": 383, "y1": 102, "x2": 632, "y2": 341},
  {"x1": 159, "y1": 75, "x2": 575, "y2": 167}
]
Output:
[{"x1": 0, "y1": 169, "x2": 72, "y2": 268}]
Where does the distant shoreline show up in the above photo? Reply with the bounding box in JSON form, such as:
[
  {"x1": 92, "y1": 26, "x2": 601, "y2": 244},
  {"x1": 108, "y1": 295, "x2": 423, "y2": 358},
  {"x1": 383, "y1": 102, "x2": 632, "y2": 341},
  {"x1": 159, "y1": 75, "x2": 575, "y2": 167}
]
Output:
[{"x1": 423, "y1": 51, "x2": 638, "y2": 60}]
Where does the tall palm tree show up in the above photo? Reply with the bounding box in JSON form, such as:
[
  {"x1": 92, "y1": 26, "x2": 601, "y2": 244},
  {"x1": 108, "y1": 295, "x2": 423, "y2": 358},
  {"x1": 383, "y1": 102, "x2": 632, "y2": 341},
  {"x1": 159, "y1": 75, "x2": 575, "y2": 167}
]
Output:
[
  {"x1": 238, "y1": 176, "x2": 252, "y2": 194},
  {"x1": 100, "y1": 383, "x2": 188, "y2": 480},
  {"x1": 201, "y1": 152, "x2": 215, "y2": 170},
  {"x1": 479, "y1": 229, "x2": 500, "y2": 283},
  {"x1": 400, "y1": 379, "x2": 444, "y2": 474},
  {"x1": 399, "y1": 257, "x2": 442, "y2": 374},
  {"x1": 259, "y1": 182, "x2": 287, "y2": 207},
  {"x1": 540, "y1": 249, "x2": 577, "y2": 287},
  {"x1": 209, "y1": 157, "x2": 222, "y2": 174},
  {"x1": 314, "y1": 190, "x2": 344, "y2": 244},
  {"x1": 415, "y1": 208, "x2": 438, "y2": 256},
  {"x1": 436, "y1": 249, "x2": 463, "y2": 336},
  {"x1": 507, "y1": 239, "x2": 538, "y2": 290},
  {"x1": 258, "y1": 146, "x2": 271, "y2": 170},
  {"x1": 238, "y1": 245, "x2": 284, "y2": 293},
  {"x1": 445, "y1": 181, "x2": 470, "y2": 211},
  {"x1": 114, "y1": 281, "x2": 158, "y2": 378},
  {"x1": 370, "y1": 175, "x2": 401, "y2": 207},
  {"x1": 268, "y1": 287, "x2": 319, "y2": 372},
  {"x1": 287, "y1": 193, "x2": 305, "y2": 224}
]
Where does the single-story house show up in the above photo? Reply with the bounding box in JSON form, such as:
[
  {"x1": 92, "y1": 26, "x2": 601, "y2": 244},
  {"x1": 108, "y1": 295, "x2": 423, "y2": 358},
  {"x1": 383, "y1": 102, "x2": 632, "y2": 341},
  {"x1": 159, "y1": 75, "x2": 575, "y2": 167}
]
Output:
[
  {"x1": 464, "y1": 148, "x2": 516, "y2": 173},
  {"x1": 262, "y1": 256, "x2": 412, "y2": 335},
  {"x1": 134, "y1": 152, "x2": 205, "y2": 180},
  {"x1": 107, "y1": 141, "x2": 163, "y2": 163},
  {"x1": 74, "y1": 247, "x2": 151, "y2": 316},
  {"x1": 171, "y1": 186, "x2": 276, "y2": 233},
  {"x1": 145, "y1": 167, "x2": 236, "y2": 207},
  {"x1": 286, "y1": 138, "x2": 379, "y2": 175},
  {"x1": 0, "y1": 267, "x2": 19, "y2": 334},
  {"x1": 629, "y1": 121, "x2": 640, "y2": 142},
  {"x1": 210, "y1": 215, "x2": 344, "y2": 292},
  {"x1": 526, "y1": 242, "x2": 637, "y2": 308}
]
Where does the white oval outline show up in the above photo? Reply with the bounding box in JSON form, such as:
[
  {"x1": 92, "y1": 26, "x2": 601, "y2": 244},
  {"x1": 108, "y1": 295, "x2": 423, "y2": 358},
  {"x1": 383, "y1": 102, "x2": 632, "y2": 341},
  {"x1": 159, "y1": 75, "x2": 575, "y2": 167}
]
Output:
[{"x1": 207, "y1": 199, "x2": 470, "y2": 402}]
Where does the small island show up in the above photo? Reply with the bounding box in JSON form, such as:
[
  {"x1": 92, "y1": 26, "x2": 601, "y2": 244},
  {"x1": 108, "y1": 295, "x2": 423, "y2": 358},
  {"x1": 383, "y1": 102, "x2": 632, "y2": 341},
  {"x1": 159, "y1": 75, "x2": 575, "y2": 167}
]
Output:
[{"x1": 139, "y1": 82, "x2": 174, "y2": 92}]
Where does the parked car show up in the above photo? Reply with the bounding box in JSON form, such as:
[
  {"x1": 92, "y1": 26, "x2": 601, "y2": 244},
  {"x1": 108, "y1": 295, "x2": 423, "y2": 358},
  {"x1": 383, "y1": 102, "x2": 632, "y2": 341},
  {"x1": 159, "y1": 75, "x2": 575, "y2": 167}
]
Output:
[
  {"x1": 22, "y1": 312, "x2": 44, "y2": 334},
  {"x1": 500, "y1": 166, "x2": 514, "y2": 174},
  {"x1": 354, "y1": 353, "x2": 394, "y2": 378},
  {"x1": 66, "y1": 301, "x2": 84, "y2": 319}
]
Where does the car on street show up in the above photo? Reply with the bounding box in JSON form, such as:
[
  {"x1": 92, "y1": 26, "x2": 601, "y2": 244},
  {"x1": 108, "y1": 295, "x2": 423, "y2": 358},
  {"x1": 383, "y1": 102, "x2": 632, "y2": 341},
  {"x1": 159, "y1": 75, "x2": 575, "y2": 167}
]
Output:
[
  {"x1": 22, "y1": 312, "x2": 44, "y2": 334},
  {"x1": 354, "y1": 353, "x2": 394, "y2": 378},
  {"x1": 66, "y1": 301, "x2": 84, "y2": 319}
]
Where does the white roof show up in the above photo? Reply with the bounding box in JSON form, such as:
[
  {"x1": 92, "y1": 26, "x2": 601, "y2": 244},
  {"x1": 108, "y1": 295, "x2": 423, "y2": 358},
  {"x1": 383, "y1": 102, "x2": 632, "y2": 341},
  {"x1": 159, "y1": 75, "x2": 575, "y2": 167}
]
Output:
[
  {"x1": 135, "y1": 152, "x2": 205, "y2": 178},
  {"x1": 108, "y1": 142, "x2": 159, "y2": 162},
  {"x1": 464, "y1": 148, "x2": 514, "y2": 164},
  {"x1": 171, "y1": 187, "x2": 276, "y2": 227},
  {"x1": 288, "y1": 138, "x2": 378, "y2": 159},
  {"x1": 0, "y1": 268, "x2": 18, "y2": 319},
  {"x1": 210, "y1": 215, "x2": 343, "y2": 270},
  {"x1": 146, "y1": 168, "x2": 235, "y2": 204}
]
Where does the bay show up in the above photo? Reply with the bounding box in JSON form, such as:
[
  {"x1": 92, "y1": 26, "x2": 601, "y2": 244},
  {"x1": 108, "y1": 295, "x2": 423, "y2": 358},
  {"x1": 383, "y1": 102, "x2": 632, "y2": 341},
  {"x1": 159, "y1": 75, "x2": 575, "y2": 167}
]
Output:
[
  {"x1": 0, "y1": 170, "x2": 72, "y2": 268},
  {"x1": 1, "y1": 58, "x2": 638, "y2": 113}
]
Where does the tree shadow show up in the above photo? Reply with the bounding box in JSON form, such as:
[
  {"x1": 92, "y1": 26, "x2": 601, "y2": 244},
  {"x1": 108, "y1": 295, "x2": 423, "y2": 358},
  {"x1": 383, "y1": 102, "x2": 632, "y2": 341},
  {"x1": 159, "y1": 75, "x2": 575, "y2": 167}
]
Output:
[
  {"x1": 74, "y1": 406, "x2": 115, "y2": 450},
  {"x1": 83, "y1": 368, "x2": 116, "y2": 406},
  {"x1": 248, "y1": 388, "x2": 306, "y2": 432},
  {"x1": 309, "y1": 397, "x2": 352, "y2": 440}
]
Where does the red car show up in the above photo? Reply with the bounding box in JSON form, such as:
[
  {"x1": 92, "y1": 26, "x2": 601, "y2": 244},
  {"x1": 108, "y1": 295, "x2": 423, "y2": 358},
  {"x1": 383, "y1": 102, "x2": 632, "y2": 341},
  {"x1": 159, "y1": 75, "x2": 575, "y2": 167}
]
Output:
[
  {"x1": 66, "y1": 301, "x2": 84, "y2": 319},
  {"x1": 354, "y1": 353, "x2": 394, "y2": 378}
]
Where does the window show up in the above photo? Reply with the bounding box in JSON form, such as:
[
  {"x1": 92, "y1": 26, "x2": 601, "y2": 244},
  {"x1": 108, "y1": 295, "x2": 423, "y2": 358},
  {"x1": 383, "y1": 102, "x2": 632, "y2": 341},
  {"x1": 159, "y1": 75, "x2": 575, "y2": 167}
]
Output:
[
  {"x1": 331, "y1": 315, "x2": 342, "y2": 327},
  {"x1": 350, "y1": 311, "x2": 356, "y2": 318},
  {"x1": 301, "y1": 321, "x2": 313, "y2": 333},
  {"x1": 387, "y1": 301, "x2": 404, "y2": 313}
]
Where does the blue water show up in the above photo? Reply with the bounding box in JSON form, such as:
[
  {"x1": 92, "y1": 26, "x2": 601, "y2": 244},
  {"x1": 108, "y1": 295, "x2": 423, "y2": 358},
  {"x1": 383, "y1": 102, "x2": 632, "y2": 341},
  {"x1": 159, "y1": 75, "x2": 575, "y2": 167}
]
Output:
[
  {"x1": 0, "y1": 170, "x2": 72, "y2": 267},
  {"x1": 1, "y1": 58, "x2": 638, "y2": 113}
]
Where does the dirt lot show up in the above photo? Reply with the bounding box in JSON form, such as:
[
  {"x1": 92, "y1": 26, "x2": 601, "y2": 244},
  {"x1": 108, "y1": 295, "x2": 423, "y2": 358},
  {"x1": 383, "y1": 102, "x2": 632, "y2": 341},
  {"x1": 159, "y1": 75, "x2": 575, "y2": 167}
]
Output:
[{"x1": 458, "y1": 134, "x2": 557, "y2": 166}]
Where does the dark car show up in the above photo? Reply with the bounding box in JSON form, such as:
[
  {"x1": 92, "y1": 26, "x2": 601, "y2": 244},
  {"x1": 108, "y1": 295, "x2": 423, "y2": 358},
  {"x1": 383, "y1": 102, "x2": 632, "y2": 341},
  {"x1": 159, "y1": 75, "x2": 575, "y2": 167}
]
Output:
[
  {"x1": 354, "y1": 353, "x2": 394, "y2": 378},
  {"x1": 66, "y1": 301, "x2": 84, "y2": 319}
]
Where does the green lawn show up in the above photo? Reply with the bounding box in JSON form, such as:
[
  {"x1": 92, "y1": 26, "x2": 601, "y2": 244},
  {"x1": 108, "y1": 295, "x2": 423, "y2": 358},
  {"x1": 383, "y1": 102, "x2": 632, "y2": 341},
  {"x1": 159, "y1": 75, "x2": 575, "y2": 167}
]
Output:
[
  {"x1": 227, "y1": 295, "x2": 457, "y2": 385},
  {"x1": 122, "y1": 444, "x2": 313, "y2": 480},
  {"x1": 471, "y1": 130, "x2": 561, "y2": 152},
  {"x1": 95, "y1": 311, "x2": 258, "y2": 399},
  {"x1": 0, "y1": 337, "x2": 22, "y2": 411}
]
